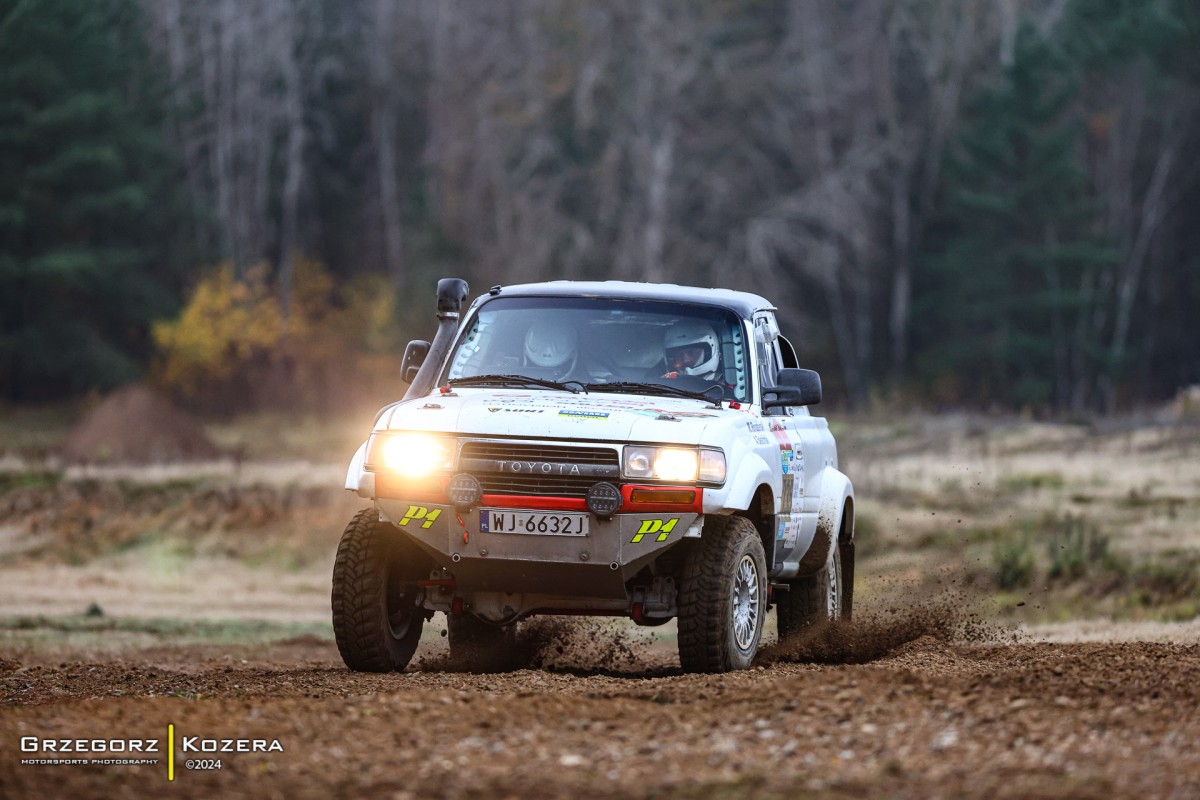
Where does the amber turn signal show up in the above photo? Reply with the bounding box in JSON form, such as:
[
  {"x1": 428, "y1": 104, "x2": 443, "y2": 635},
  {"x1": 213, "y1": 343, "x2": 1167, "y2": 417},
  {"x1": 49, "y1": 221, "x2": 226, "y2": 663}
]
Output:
[{"x1": 628, "y1": 488, "x2": 696, "y2": 505}]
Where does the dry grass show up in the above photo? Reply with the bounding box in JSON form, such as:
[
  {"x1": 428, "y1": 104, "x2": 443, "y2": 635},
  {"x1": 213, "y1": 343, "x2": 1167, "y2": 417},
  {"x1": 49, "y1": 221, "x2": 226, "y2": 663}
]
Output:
[
  {"x1": 839, "y1": 416, "x2": 1200, "y2": 623},
  {"x1": 2, "y1": 409, "x2": 1198, "y2": 628}
]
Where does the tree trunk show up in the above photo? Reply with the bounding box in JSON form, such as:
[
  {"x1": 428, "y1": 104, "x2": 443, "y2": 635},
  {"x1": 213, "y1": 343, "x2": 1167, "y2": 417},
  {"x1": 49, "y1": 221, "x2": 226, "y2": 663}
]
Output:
[
  {"x1": 889, "y1": 171, "x2": 912, "y2": 375},
  {"x1": 1103, "y1": 144, "x2": 1176, "y2": 410},
  {"x1": 642, "y1": 126, "x2": 676, "y2": 284},
  {"x1": 368, "y1": 0, "x2": 405, "y2": 289},
  {"x1": 276, "y1": 0, "x2": 306, "y2": 318},
  {"x1": 209, "y1": 0, "x2": 239, "y2": 272}
]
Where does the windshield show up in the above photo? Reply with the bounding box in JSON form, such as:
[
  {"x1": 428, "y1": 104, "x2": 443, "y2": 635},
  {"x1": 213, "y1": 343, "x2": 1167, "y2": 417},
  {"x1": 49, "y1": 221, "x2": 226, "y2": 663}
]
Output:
[{"x1": 443, "y1": 296, "x2": 750, "y2": 402}]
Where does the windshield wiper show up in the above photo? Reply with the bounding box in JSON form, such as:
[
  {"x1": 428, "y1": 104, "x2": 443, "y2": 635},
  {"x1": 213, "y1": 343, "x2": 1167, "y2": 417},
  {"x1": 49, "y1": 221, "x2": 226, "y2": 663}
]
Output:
[
  {"x1": 583, "y1": 381, "x2": 722, "y2": 405},
  {"x1": 448, "y1": 374, "x2": 585, "y2": 394}
]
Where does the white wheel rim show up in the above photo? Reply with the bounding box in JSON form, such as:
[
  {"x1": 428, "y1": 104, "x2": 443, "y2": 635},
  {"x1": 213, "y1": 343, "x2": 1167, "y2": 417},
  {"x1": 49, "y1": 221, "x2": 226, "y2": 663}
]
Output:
[
  {"x1": 826, "y1": 545, "x2": 840, "y2": 619},
  {"x1": 732, "y1": 554, "x2": 760, "y2": 650}
]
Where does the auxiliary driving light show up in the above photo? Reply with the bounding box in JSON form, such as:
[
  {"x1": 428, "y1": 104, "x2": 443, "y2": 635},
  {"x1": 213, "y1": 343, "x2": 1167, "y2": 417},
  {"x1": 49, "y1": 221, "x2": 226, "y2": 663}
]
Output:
[
  {"x1": 447, "y1": 473, "x2": 483, "y2": 510},
  {"x1": 586, "y1": 482, "x2": 622, "y2": 518}
]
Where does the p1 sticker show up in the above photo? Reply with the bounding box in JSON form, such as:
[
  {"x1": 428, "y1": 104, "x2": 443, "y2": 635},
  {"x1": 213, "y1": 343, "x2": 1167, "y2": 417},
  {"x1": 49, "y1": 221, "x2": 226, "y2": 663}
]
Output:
[
  {"x1": 398, "y1": 505, "x2": 442, "y2": 529},
  {"x1": 630, "y1": 518, "x2": 679, "y2": 543}
]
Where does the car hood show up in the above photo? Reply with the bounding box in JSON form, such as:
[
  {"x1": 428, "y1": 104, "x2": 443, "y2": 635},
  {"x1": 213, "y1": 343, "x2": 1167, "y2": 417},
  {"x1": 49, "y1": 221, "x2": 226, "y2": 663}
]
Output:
[{"x1": 379, "y1": 388, "x2": 736, "y2": 445}]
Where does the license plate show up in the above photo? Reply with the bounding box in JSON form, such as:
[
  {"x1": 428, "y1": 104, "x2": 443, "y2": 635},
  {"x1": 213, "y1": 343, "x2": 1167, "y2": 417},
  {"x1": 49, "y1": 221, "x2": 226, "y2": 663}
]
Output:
[{"x1": 479, "y1": 510, "x2": 589, "y2": 537}]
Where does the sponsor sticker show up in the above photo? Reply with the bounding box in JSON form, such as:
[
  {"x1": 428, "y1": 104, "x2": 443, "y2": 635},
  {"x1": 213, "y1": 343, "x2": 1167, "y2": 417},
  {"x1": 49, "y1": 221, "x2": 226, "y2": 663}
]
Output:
[
  {"x1": 558, "y1": 410, "x2": 610, "y2": 420},
  {"x1": 775, "y1": 520, "x2": 800, "y2": 548}
]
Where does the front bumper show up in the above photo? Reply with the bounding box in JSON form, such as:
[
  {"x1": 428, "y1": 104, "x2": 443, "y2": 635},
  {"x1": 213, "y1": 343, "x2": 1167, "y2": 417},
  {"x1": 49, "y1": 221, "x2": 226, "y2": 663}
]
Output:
[{"x1": 376, "y1": 498, "x2": 700, "y2": 598}]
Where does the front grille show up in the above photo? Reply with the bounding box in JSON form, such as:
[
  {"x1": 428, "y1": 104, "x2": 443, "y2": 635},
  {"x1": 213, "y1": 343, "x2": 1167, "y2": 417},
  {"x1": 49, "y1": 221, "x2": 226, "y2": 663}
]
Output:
[
  {"x1": 459, "y1": 441, "x2": 620, "y2": 498},
  {"x1": 460, "y1": 442, "x2": 619, "y2": 465},
  {"x1": 475, "y1": 474, "x2": 602, "y2": 497}
]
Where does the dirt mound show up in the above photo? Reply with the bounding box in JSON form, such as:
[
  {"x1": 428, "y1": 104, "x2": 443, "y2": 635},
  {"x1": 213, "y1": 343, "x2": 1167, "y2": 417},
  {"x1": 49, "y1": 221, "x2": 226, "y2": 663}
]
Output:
[{"x1": 61, "y1": 384, "x2": 221, "y2": 464}]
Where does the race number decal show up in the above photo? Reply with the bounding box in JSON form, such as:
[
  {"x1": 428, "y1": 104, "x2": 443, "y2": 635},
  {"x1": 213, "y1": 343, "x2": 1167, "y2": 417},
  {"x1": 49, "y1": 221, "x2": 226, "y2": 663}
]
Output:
[
  {"x1": 630, "y1": 518, "x2": 679, "y2": 543},
  {"x1": 398, "y1": 506, "x2": 442, "y2": 529}
]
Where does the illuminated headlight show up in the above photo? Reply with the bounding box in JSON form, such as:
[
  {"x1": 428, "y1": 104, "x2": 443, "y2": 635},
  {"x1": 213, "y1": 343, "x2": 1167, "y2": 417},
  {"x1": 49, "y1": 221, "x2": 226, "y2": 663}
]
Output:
[
  {"x1": 655, "y1": 448, "x2": 698, "y2": 481},
  {"x1": 622, "y1": 446, "x2": 725, "y2": 484},
  {"x1": 367, "y1": 433, "x2": 454, "y2": 476}
]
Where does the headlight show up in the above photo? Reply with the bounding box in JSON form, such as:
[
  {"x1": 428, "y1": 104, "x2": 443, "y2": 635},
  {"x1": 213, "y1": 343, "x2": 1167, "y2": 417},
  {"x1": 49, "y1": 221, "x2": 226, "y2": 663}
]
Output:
[
  {"x1": 367, "y1": 433, "x2": 454, "y2": 476},
  {"x1": 622, "y1": 446, "x2": 725, "y2": 484},
  {"x1": 655, "y1": 448, "x2": 698, "y2": 481},
  {"x1": 699, "y1": 449, "x2": 727, "y2": 483}
]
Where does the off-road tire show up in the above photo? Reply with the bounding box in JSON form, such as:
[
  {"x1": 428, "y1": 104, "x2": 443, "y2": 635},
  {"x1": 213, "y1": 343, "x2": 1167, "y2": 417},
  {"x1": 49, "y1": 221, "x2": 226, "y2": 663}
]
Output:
[
  {"x1": 677, "y1": 514, "x2": 768, "y2": 672},
  {"x1": 777, "y1": 538, "x2": 850, "y2": 640},
  {"x1": 332, "y1": 508, "x2": 427, "y2": 672},
  {"x1": 448, "y1": 614, "x2": 517, "y2": 672}
]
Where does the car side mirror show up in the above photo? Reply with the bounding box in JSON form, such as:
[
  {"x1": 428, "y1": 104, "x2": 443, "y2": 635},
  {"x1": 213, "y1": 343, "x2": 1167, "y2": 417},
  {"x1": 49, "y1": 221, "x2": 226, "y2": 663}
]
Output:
[
  {"x1": 763, "y1": 368, "x2": 821, "y2": 408},
  {"x1": 401, "y1": 340, "x2": 431, "y2": 384}
]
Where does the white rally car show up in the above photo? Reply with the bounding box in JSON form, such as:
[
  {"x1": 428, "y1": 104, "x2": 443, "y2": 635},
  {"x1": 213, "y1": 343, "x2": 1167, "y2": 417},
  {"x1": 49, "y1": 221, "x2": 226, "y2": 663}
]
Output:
[{"x1": 335, "y1": 279, "x2": 855, "y2": 673}]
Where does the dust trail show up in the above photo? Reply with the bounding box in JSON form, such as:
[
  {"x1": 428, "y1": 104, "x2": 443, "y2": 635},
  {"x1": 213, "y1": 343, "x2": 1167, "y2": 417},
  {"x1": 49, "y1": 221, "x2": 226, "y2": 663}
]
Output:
[
  {"x1": 515, "y1": 617, "x2": 657, "y2": 673},
  {"x1": 758, "y1": 589, "x2": 1017, "y2": 666},
  {"x1": 415, "y1": 617, "x2": 659, "y2": 674}
]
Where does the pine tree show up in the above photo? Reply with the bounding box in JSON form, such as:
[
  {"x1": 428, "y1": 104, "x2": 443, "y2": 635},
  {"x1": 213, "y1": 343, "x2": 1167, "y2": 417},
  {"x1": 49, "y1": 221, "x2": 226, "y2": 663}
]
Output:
[
  {"x1": 0, "y1": 0, "x2": 184, "y2": 400},
  {"x1": 914, "y1": 22, "x2": 1119, "y2": 410}
]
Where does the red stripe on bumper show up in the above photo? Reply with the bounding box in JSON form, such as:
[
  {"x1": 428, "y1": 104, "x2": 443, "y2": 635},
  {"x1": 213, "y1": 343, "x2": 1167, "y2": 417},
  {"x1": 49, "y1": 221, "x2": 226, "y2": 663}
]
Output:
[{"x1": 480, "y1": 494, "x2": 589, "y2": 512}]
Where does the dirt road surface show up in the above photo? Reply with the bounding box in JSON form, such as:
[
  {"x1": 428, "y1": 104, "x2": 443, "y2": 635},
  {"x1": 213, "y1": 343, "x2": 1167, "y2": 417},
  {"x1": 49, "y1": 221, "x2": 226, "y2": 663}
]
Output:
[{"x1": 3, "y1": 622, "x2": 1199, "y2": 800}]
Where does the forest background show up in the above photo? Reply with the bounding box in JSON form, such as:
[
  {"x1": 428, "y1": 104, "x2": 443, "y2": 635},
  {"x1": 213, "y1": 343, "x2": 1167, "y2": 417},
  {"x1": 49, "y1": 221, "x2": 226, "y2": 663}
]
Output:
[{"x1": 2, "y1": 0, "x2": 1198, "y2": 416}]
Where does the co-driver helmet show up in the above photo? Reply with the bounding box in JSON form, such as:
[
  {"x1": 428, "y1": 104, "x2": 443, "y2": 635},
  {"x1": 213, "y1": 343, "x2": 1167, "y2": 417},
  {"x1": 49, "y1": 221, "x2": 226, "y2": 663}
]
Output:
[
  {"x1": 524, "y1": 321, "x2": 578, "y2": 372},
  {"x1": 664, "y1": 321, "x2": 720, "y2": 377}
]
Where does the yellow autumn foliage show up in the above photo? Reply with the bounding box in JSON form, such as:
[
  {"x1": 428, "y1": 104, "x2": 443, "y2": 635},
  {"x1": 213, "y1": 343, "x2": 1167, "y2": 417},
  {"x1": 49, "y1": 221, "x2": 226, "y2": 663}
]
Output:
[
  {"x1": 152, "y1": 260, "x2": 402, "y2": 412},
  {"x1": 152, "y1": 264, "x2": 283, "y2": 394}
]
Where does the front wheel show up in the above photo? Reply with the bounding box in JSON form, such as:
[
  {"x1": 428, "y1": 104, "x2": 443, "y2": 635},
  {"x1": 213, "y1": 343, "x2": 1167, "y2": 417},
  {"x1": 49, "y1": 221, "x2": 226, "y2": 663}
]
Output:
[
  {"x1": 332, "y1": 508, "x2": 427, "y2": 672},
  {"x1": 677, "y1": 515, "x2": 768, "y2": 672}
]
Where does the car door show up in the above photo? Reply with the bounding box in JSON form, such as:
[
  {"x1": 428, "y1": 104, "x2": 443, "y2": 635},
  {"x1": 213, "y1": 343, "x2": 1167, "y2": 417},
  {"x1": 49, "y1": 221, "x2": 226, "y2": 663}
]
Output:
[{"x1": 753, "y1": 313, "x2": 823, "y2": 565}]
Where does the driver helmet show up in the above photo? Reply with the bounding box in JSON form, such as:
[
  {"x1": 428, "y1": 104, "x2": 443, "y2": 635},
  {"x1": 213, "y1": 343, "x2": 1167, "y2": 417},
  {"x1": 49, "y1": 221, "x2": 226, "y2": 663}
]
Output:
[
  {"x1": 664, "y1": 321, "x2": 720, "y2": 377},
  {"x1": 524, "y1": 321, "x2": 578, "y2": 371}
]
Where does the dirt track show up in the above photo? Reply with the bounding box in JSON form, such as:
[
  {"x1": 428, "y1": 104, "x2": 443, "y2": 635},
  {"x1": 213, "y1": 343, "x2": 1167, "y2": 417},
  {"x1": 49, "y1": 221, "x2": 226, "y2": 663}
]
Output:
[{"x1": 3, "y1": 625, "x2": 1199, "y2": 800}]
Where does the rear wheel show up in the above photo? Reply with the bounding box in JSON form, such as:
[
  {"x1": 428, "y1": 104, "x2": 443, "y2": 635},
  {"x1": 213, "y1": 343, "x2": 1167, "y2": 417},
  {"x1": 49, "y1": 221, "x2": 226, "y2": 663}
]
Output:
[
  {"x1": 332, "y1": 508, "x2": 428, "y2": 672},
  {"x1": 777, "y1": 538, "x2": 845, "y2": 640},
  {"x1": 447, "y1": 614, "x2": 517, "y2": 672},
  {"x1": 677, "y1": 515, "x2": 768, "y2": 672}
]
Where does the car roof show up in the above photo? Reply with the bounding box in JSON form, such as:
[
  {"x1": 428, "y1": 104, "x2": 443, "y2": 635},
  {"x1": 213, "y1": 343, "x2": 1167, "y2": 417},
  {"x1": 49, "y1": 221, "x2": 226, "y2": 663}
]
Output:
[{"x1": 475, "y1": 280, "x2": 775, "y2": 319}]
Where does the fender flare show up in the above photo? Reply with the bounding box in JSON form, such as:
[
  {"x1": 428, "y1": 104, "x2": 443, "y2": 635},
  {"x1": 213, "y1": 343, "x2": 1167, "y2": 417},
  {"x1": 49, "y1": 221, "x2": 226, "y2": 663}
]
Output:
[
  {"x1": 344, "y1": 441, "x2": 373, "y2": 497},
  {"x1": 717, "y1": 452, "x2": 775, "y2": 514},
  {"x1": 796, "y1": 467, "x2": 854, "y2": 574}
]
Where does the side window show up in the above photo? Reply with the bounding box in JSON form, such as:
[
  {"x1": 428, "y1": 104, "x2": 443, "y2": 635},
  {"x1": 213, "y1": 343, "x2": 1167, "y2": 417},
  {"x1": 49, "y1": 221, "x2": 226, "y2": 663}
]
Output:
[
  {"x1": 778, "y1": 334, "x2": 799, "y2": 369},
  {"x1": 758, "y1": 339, "x2": 778, "y2": 387},
  {"x1": 722, "y1": 318, "x2": 749, "y2": 400},
  {"x1": 753, "y1": 317, "x2": 782, "y2": 413},
  {"x1": 752, "y1": 319, "x2": 778, "y2": 383}
]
